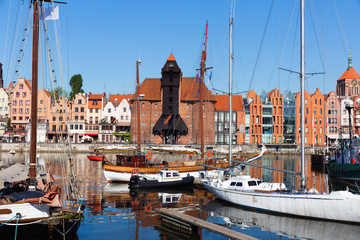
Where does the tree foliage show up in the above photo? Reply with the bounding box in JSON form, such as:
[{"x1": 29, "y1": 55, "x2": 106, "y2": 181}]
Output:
[
  {"x1": 69, "y1": 74, "x2": 84, "y2": 100},
  {"x1": 49, "y1": 86, "x2": 68, "y2": 100}
]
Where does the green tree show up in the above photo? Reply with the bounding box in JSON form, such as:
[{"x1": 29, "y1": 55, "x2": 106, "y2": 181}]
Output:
[
  {"x1": 69, "y1": 74, "x2": 84, "y2": 100},
  {"x1": 49, "y1": 86, "x2": 68, "y2": 100}
]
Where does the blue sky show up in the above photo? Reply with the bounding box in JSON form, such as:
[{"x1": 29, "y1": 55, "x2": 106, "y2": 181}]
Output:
[{"x1": 1, "y1": 0, "x2": 360, "y2": 97}]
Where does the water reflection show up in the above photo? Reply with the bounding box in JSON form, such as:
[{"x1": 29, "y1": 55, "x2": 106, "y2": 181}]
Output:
[
  {"x1": 202, "y1": 199, "x2": 360, "y2": 240},
  {"x1": 3, "y1": 151, "x2": 359, "y2": 239}
]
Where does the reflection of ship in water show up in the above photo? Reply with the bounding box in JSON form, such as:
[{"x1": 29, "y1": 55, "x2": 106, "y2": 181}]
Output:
[
  {"x1": 98, "y1": 184, "x2": 215, "y2": 239},
  {"x1": 202, "y1": 199, "x2": 360, "y2": 240}
]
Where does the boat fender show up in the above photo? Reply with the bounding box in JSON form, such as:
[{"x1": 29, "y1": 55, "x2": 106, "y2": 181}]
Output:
[
  {"x1": 162, "y1": 161, "x2": 166, "y2": 167},
  {"x1": 187, "y1": 198, "x2": 193, "y2": 204},
  {"x1": 146, "y1": 152, "x2": 153, "y2": 160},
  {"x1": 145, "y1": 203, "x2": 152, "y2": 212},
  {"x1": 207, "y1": 150, "x2": 213, "y2": 158},
  {"x1": 188, "y1": 152, "x2": 193, "y2": 157}
]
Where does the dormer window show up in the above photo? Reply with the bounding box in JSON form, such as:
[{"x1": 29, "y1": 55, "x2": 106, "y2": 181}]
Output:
[
  {"x1": 115, "y1": 98, "x2": 118, "y2": 103},
  {"x1": 93, "y1": 100, "x2": 98, "y2": 105}
]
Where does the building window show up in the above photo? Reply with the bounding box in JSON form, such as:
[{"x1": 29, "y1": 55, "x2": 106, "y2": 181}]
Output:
[
  {"x1": 80, "y1": 116, "x2": 84, "y2": 120},
  {"x1": 123, "y1": 108, "x2": 127, "y2": 112},
  {"x1": 90, "y1": 109, "x2": 93, "y2": 113},
  {"x1": 93, "y1": 100, "x2": 98, "y2": 105},
  {"x1": 19, "y1": 84, "x2": 23, "y2": 89},
  {"x1": 40, "y1": 100, "x2": 43, "y2": 104},
  {"x1": 13, "y1": 100, "x2": 17, "y2": 106},
  {"x1": 22, "y1": 92, "x2": 26, "y2": 97},
  {"x1": 70, "y1": 124, "x2": 73, "y2": 130},
  {"x1": 96, "y1": 109, "x2": 99, "y2": 113},
  {"x1": 108, "y1": 108, "x2": 111, "y2": 113},
  {"x1": 16, "y1": 92, "x2": 20, "y2": 97},
  {"x1": 75, "y1": 107, "x2": 79, "y2": 112},
  {"x1": 78, "y1": 99, "x2": 82, "y2": 104},
  {"x1": 81, "y1": 107, "x2": 84, "y2": 112}
]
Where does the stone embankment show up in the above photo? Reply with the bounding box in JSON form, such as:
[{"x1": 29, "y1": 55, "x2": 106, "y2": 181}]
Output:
[{"x1": 0, "y1": 143, "x2": 319, "y2": 155}]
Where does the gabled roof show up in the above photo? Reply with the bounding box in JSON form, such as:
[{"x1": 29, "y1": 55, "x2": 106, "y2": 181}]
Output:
[
  {"x1": 337, "y1": 67, "x2": 360, "y2": 81},
  {"x1": 214, "y1": 94, "x2": 243, "y2": 111},
  {"x1": 109, "y1": 94, "x2": 132, "y2": 105},
  {"x1": 88, "y1": 93, "x2": 105, "y2": 109},
  {"x1": 24, "y1": 80, "x2": 32, "y2": 90}
]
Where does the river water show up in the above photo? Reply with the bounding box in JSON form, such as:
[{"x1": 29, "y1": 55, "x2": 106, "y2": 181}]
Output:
[{"x1": 1, "y1": 151, "x2": 359, "y2": 240}]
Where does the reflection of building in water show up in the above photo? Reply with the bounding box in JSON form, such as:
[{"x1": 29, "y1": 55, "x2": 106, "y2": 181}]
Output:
[{"x1": 245, "y1": 155, "x2": 329, "y2": 193}]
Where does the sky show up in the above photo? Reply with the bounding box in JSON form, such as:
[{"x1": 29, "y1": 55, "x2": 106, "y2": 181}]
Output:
[{"x1": 1, "y1": 0, "x2": 360, "y2": 97}]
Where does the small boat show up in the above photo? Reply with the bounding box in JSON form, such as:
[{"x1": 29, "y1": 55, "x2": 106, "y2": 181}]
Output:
[
  {"x1": 87, "y1": 153, "x2": 104, "y2": 162},
  {"x1": 128, "y1": 169, "x2": 194, "y2": 189}
]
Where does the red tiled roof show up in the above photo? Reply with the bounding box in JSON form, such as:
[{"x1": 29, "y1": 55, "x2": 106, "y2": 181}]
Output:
[
  {"x1": 337, "y1": 67, "x2": 360, "y2": 81},
  {"x1": 88, "y1": 94, "x2": 103, "y2": 100},
  {"x1": 109, "y1": 94, "x2": 132, "y2": 105},
  {"x1": 88, "y1": 93, "x2": 105, "y2": 109},
  {"x1": 181, "y1": 77, "x2": 216, "y2": 102},
  {"x1": 24, "y1": 80, "x2": 32, "y2": 90},
  {"x1": 214, "y1": 94, "x2": 243, "y2": 111},
  {"x1": 8, "y1": 82, "x2": 13, "y2": 88},
  {"x1": 130, "y1": 78, "x2": 162, "y2": 102},
  {"x1": 167, "y1": 53, "x2": 176, "y2": 61}
]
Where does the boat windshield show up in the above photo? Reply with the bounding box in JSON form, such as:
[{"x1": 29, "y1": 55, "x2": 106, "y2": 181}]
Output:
[
  {"x1": 173, "y1": 172, "x2": 180, "y2": 177},
  {"x1": 248, "y1": 181, "x2": 257, "y2": 186}
]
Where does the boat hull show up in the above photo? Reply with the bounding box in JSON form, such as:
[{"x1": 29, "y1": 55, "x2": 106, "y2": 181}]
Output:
[
  {"x1": 202, "y1": 181, "x2": 360, "y2": 223},
  {"x1": 87, "y1": 155, "x2": 104, "y2": 161},
  {"x1": 328, "y1": 163, "x2": 360, "y2": 181},
  {"x1": 130, "y1": 176, "x2": 195, "y2": 189},
  {"x1": 103, "y1": 163, "x2": 223, "y2": 182}
]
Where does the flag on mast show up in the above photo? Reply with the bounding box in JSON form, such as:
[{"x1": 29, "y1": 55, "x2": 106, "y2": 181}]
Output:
[{"x1": 42, "y1": 5, "x2": 59, "y2": 20}]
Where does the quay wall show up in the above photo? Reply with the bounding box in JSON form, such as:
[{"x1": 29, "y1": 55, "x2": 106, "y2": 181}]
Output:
[{"x1": 0, "y1": 143, "x2": 322, "y2": 155}]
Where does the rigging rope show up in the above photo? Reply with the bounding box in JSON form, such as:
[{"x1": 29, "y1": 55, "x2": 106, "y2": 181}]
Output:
[{"x1": 247, "y1": 0, "x2": 275, "y2": 92}]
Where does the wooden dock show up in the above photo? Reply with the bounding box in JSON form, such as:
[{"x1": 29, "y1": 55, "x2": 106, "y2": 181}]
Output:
[{"x1": 157, "y1": 208, "x2": 258, "y2": 240}]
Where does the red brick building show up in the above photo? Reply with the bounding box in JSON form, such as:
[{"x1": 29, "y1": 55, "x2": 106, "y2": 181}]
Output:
[
  {"x1": 268, "y1": 88, "x2": 283, "y2": 143},
  {"x1": 130, "y1": 54, "x2": 216, "y2": 145},
  {"x1": 247, "y1": 90, "x2": 262, "y2": 145},
  {"x1": 336, "y1": 53, "x2": 360, "y2": 97}
]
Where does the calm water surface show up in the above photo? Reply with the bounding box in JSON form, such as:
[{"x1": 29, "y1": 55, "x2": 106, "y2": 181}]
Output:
[{"x1": 1, "y1": 151, "x2": 359, "y2": 240}]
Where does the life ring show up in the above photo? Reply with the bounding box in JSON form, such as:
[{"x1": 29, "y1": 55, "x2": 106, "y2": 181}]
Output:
[
  {"x1": 187, "y1": 198, "x2": 193, "y2": 204},
  {"x1": 207, "y1": 150, "x2": 213, "y2": 158},
  {"x1": 146, "y1": 152, "x2": 153, "y2": 160},
  {"x1": 188, "y1": 152, "x2": 193, "y2": 157},
  {"x1": 145, "y1": 203, "x2": 152, "y2": 212}
]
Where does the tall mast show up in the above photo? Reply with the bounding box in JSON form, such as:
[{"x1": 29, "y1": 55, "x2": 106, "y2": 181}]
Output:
[
  {"x1": 300, "y1": 0, "x2": 306, "y2": 191},
  {"x1": 136, "y1": 60, "x2": 141, "y2": 153},
  {"x1": 199, "y1": 22, "x2": 208, "y2": 158},
  {"x1": 29, "y1": 0, "x2": 40, "y2": 181},
  {"x1": 229, "y1": 12, "x2": 234, "y2": 167}
]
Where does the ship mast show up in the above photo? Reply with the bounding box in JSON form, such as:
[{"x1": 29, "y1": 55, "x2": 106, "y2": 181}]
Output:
[
  {"x1": 300, "y1": 0, "x2": 306, "y2": 191},
  {"x1": 136, "y1": 60, "x2": 141, "y2": 153},
  {"x1": 29, "y1": 0, "x2": 40, "y2": 183},
  {"x1": 229, "y1": 10, "x2": 234, "y2": 167},
  {"x1": 199, "y1": 22, "x2": 210, "y2": 158}
]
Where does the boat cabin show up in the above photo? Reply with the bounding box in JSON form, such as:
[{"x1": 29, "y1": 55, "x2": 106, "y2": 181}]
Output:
[
  {"x1": 115, "y1": 154, "x2": 147, "y2": 168},
  {"x1": 226, "y1": 175, "x2": 286, "y2": 192},
  {"x1": 158, "y1": 170, "x2": 182, "y2": 182}
]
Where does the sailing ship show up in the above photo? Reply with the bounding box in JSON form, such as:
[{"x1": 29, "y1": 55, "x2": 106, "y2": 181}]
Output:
[
  {"x1": 0, "y1": 1, "x2": 84, "y2": 238},
  {"x1": 201, "y1": 0, "x2": 360, "y2": 223}
]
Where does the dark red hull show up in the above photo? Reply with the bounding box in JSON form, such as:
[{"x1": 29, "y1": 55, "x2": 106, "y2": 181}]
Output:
[{"x1": 87, "y1": 155, "x2": 104, "y2": 162}]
